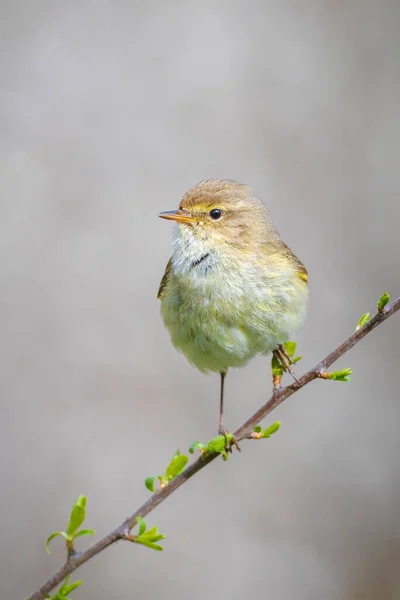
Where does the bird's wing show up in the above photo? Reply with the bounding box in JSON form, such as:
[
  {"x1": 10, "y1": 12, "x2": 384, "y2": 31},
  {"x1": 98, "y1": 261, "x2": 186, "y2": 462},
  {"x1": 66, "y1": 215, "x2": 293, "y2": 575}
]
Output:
[
  {"x1": 296, "y1": 262, "x2": 308, "y2": 283},
  {"x1": 157, "y1": 257, "x2": 173, "y2": 299},
  {"x1": 281, "y1": 242, "x2": 308, "y2": 284}
]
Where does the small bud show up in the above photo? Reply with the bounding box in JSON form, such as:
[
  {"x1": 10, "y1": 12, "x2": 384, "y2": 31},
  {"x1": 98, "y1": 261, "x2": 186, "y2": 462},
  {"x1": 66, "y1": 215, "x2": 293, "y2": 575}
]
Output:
[
  {"x1": 262, "y1": 421, "x2": 281, "y2": 438},
  {"x1": 165, "y1": 451, "x2": 188, "y2": 480},
  {"x1": 134, "y1": 517, "x2": 166, "y2": 551},
  {"x1": 378, "y1": 292, "x2": 390, "y2": 312},
  {"x1": 320, "y1": 368, "x2": 352, "y2": 382},
  {"x1": 356, "y1": 312, "x2": 370, "y2": 330},
  {"x1": 145, "y1": 477, "x2": 156, "y2": 492},
  {"x1": 250, "y1": 422, "x2": 281, "y2": 440},
  {"x1": 67, "y1": 496, "x2": 87, "y2": 537}
]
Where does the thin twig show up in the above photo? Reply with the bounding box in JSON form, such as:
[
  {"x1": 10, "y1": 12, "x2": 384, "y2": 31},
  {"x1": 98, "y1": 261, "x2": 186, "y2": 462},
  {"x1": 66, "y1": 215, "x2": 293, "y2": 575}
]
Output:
[{"x1": 27, "y1": 297, "x2": 400, "y2": 600}]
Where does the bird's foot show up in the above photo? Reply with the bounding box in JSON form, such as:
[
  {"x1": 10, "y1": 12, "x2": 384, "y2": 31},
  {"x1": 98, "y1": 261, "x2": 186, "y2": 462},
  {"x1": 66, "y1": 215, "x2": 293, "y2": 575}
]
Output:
[
  {"x1": 218, "y1": 425, "x2": 241, "y2": 452},
  {"x1": 273, "y1": 344, "x2": 300, "y2": 384}
]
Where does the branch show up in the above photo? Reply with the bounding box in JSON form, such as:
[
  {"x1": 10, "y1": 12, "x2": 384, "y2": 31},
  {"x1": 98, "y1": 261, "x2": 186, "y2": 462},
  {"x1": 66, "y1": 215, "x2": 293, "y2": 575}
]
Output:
[{"x1": 27, "y1": 296, "x2": 400, "y2": 600}]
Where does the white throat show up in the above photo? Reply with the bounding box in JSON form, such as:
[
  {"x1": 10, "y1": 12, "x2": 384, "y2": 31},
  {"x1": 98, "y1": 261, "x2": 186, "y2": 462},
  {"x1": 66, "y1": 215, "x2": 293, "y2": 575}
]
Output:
[{"x1": 171, "y1": 223, "x2": 213, "y2": 276}]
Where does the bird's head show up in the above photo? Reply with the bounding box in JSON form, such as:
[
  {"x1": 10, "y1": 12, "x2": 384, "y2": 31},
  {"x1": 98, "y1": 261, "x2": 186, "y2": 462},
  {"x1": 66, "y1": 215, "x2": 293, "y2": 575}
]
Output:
[{"x1": 159, "y1": 179, "x2": 278, "y2": 251}]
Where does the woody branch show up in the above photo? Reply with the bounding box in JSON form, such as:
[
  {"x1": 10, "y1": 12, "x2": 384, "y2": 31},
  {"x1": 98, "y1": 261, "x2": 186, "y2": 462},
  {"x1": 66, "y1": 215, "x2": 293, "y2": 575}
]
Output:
[{"x1": 28, "y1": 295, "x2": 400, "y2": 600}]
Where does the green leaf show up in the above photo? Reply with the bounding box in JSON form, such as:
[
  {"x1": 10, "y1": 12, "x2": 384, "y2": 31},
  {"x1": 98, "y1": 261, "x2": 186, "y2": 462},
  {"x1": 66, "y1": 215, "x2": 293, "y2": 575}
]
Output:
[
  {"x1": 73, "y1": 528, "x2": 95, "y2": 538},
  {"x1": 146, "y1": 534, "x2": 165, "y2": 543},
  {"x1": 356, "y1": 312, "x2": 370, "y2": 330},
  {"x1": 62, "y1": 580, "x2": 82, "y2": 594},
  {"x1": 190, "y1": 435, "x2": 233, "y2": 459},
  {"x1": 135, "y1": 521, "x2": 166, "y2": 551},
  {"x1": 326, "y1": 368, "x2": 352, "y2": 382},
  {"x1": 66, "y1": 496, "x2": 87, "y2": 537},
  {"x1": 57, "y1": 582, "x2": 67, "y2": 596},
  {"x1": 145, "y1": 476, "x2": 156, "y2": 492},
  {"x1": 58, "y1": 575, "x2": 71, "y2": 594},
  {"x1": 165, "y1": 452, "x2": 188, "y2": 480},
  {"x1": 136, "y1": 538, "x2": 164, "y2": 551},
  {"x1": 136, "y1": 516, "x2": 147, "y2": 536},
  {"x1": 262, "y1": 421, "x2": 281, "y2": 438},
  {"x1": 271, "y1": 353, "x2": 283, "y2": 376},
  {"x1": 253, "y1": 426, "x2": 262, "y2": 433},
  {"x1": 188, "y1": 440, "x2": 206, "y2": 454},
  {"x1": 47, "y1": 576, "x2": 83, "y2": 600},
  {"x1": 142, "y1": 525, "x2": 158, "y2": 538},
  {"x1": 283, "y1": 341, "x2": 296, "y2": 357},
  {"x1": 205, "y1": 434, "x2": 232, "y2": 454},
  {"x1": 138, "y1": 526, "x2": 166, "y2": 543},
  {"x1": 291, "y1": 356, "x2": 302, "y2": 364},
  {"x1": 170, "y1": 449, "x2": 181, "y2": 461},
  {"x1": 378, "y1": 292, "x2": 390, "y2": 311},
  {"x1": 59, "y1": 576, "x2": 83, "y2": 595},
  {"x1": 45, "y1": 531, "x2": 70, "y2": 554},
  {"x1": 283, "y1": 341, "x2": 302, "y2": 364}
]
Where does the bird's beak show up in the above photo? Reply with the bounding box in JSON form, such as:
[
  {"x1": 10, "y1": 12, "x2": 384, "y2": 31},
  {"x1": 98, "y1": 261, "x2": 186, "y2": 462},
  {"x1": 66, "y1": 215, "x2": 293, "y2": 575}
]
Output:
[{"x1": 158, "y1": 210, "x2": 196, "y2": 224}]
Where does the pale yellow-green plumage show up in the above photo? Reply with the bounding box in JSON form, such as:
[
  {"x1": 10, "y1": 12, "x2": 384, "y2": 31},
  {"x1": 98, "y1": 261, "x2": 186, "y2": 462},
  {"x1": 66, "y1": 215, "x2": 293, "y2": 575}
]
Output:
[{"x1": 158, "y1": 179, "x2": 308, "y2": 375}]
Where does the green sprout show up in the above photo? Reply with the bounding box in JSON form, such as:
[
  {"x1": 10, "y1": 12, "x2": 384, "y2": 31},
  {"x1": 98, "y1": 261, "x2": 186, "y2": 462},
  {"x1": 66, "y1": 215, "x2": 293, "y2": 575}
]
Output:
[
  {"x1": 320, "y1": 368, "x2": 352, "y2": 382},
  {"x1": 188, "y1": 440, "x2": 206, "y2": 455},
  {"x1": 378, "y1": 292, "x2": 390, "y2": 312},
  {"x1": 145, "y1": 449, "x2": 188, "y2": 492},
  {"x1": 356, "y1": 312, "x2": 370, "y2": 331},
  {"x1": 189, "y1": 433, "x2": 234, "y2": 461},
  {"x1": 45, "y1": 575, "x2": 82, "y2": 600},
  {"x1": 45, "y1": 495, "x2": 95, "y2": 555},
  {"x1": 133, "y1": 516, "x2": 166, "y2": 551},
  {"x1": 251, "y1": 421, "x2": 281, "y2": 439}
]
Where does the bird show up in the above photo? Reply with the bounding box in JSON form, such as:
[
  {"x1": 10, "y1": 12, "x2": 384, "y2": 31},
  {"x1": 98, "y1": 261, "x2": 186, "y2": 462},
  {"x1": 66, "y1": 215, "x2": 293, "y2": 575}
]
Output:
[{"x1": 157, "y1": 179, "x2": 308, "y2": 445}]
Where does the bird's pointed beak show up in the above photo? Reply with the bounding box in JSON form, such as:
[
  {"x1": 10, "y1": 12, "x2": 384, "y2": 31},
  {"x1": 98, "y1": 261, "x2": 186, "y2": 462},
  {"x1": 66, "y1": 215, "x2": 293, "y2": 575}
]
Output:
[{"x1": 158, "y1": 210, "x2": 196, "y2": 224}]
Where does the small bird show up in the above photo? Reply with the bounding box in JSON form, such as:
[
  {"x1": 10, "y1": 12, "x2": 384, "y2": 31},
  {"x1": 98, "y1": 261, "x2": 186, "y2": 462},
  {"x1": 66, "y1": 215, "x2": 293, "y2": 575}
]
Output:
[{"x1": 158, "y1": 179, "x2": 308, "y2": 444}]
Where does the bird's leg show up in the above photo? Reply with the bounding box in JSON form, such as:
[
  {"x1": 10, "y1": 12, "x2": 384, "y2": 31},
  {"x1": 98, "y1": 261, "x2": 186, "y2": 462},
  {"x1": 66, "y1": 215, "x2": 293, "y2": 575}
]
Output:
[
  {"x1": 272, "y1": 345, "x2": 299, "y2": 386},
  {"x1": 218, "y1": 371, "x2": 240, "y2": 452},
  {"x1": 218, "y1": 371, "x2": 226, "y2": 436}
]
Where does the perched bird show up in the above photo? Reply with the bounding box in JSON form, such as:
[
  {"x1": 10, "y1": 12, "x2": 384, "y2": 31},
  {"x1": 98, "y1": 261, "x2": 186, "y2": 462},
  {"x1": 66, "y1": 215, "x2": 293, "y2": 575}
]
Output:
[{"x1": 158, "y1": 179, "x2": 308, "y2": 444}]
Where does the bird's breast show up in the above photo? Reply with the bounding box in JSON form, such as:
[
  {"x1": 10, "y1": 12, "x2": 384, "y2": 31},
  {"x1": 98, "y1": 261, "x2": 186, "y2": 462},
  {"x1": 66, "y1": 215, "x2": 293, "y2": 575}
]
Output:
[{"x1": 160, "y1": 249, "x2": 308, "y2": 373}]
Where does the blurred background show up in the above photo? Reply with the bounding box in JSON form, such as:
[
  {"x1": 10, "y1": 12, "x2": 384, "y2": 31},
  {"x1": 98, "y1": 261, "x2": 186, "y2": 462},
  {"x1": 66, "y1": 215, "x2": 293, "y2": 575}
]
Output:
[{"x1": 1, "y1": 1, "x2": 400, "y2": 599}]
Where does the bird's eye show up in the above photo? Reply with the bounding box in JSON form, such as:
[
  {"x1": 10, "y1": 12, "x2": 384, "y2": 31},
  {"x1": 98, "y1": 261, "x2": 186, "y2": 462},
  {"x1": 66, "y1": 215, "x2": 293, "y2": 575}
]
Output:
[{"x1": 209, "y1": 208, "x2": 223, "y2": 220}]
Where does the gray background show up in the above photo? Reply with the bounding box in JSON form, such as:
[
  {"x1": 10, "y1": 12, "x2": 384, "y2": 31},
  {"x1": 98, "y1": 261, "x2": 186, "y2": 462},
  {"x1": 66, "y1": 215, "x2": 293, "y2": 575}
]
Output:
[{"x1": 1, "y1": 2, "x2": 400, "y2": 599}]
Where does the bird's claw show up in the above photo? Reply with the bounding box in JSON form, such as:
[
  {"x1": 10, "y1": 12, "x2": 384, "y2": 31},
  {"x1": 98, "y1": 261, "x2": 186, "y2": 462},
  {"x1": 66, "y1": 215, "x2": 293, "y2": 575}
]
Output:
[
  {"x1": 218, "y1": 426, "x2": 241, "y2": 452},
  {"x1": 273, "y1": 345, "x2": 299, "y2": 384}
]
